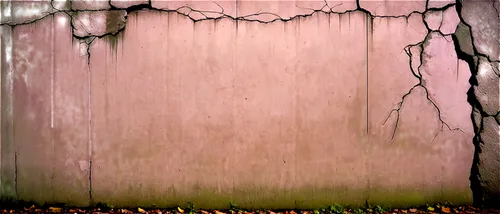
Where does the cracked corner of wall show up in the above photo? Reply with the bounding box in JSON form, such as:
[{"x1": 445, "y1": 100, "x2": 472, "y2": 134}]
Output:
[
  {"x1": 474, "y1": 58, "x2": 500, "y2": 116},
  {"x1": 477, "y1": 116, "x2": 500, "y2": 206}
]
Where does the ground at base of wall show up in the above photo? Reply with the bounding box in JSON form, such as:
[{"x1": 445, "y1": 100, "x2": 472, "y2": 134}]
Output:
[{"x1": 1, "y1": 204, "x2": 500, "y2": 214}]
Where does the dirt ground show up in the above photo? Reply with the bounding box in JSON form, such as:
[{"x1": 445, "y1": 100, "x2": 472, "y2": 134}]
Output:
[{"x1": 1, "y1": 204, "x2": 500, "y2": 214}]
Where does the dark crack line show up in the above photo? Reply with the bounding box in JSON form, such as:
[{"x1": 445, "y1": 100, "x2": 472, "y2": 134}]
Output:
[
  {"x1": 384, "y1": 32, "x2": 465, "y2": 142},
  {"x1": 493, "y1": 1, "x2": 499, "y2": 19}
]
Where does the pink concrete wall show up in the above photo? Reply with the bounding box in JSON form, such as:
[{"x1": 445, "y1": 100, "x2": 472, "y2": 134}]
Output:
[{"x1": 1, "y1": 0, "x2": 497, "y2": 209}]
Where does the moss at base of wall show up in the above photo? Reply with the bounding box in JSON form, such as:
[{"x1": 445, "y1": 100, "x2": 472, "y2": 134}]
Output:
[{"x1": 90, "y1": 185, "x2": 472, "y2": 210}]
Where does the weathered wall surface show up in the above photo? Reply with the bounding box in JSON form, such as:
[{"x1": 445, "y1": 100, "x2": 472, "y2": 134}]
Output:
[{"x1": 0, "y1": 0, "x2": 498, "y2": 209}]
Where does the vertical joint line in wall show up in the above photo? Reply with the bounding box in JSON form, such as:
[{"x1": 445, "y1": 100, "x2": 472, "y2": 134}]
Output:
[
  {"x1": 365, "y1": 15, "x2": 369, "y2": 134},
  {"x1": 235, "y1": 0, "x2": 238, "y2": 28},
  {"x1": 87, "y1": 43, "x2": 93, "y2": 206}
]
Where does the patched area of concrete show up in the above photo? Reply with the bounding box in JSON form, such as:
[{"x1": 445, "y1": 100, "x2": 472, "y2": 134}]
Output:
[
  {"x1": 72, "y1": 10, "x2": 127, "y2": 38},
  {"x1": 454, "y1": 22, "x2": 474, "y2": 56},
  {"x1": 52, "y1": 0, "x2": 71, "y2": 11},
  {"x1": 3, "y1": 0, "x2": 53, "y2": 24}
]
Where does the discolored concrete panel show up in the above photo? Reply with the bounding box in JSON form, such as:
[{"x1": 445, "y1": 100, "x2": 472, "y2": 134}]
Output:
[
  {"x1": 72, "y1": 11, "x2": 127, "y2": 38},
  {"x1": 89, "y1": 11, "x2": 236, "y2": 208},
  {"x1": 51, "y1": 13, "x2": 90, "y2": 206},
  {"x1": 12, "y1": 16, "x2": 55, "y2": 204},
  {"x1": 8, "y1": 1, "x2": 54, "y2": 24}
]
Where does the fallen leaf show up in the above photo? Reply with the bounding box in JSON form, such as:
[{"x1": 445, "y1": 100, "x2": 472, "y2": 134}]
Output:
[
  {"x1": 138, "y1": 207, "x2": 146, "y2": 213},
  {"x1": 49, "y1": 207, "x2": 62, "y2": 212},
  {"x1": 409, "y1": 208, "x2": 417, "y2": 213},
  {"x1": 427, "y1": 206, "x2": 435, "y2": 212},
  {"x1": 178, "y1": 207, "x2": 185, "y2": 213},
  {"x1": 401, "y1": 209, "x2": 408, "y2": 213},
  {"x1": 441, "y1": 207, "x2": 451, "y2": 213},
  {"x1": 201, "y1": 211, "x2": 209, "y2": 214}
]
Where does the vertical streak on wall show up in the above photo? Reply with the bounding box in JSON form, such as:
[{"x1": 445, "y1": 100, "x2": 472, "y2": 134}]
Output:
[
  {"x1": 232, "y1": 10, "x2": 238, "y2": 198},
  {"x1": 364, "y1": 14, "x2": 371, "y2": 205},
  {"x1": 0, "y1": 0, "x2": 16, "y2": 200}
]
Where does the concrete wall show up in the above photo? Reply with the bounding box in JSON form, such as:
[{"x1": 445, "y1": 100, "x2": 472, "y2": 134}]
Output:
[{"x1": 0, "y1": 0, "x2": 498, "y2": 209}]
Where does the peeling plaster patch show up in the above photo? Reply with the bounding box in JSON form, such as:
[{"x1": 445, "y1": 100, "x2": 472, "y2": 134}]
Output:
[
  {"x1": 439, "y1": 5, "x2": 459, "y2": 35},
  {"x1": 427, "y1": 0, "x2": 454, "y2": 10},
  {"x1": 474, "y1": 58, "x2": 500, "y2": 116},
  {"x1": 110, "y1": 0, "x2": 149, "y2": 9},
  {"x1": 461, "y1": 0, "x2": 500, "y2": 61},
  {"x1": 424, "y1": 10, "x2": 442, "y2": 31},
  {"x1": 72, "y1": 10, "x2": 126, "y2": 38},
  {"x1": 453, "y1": 22, "x2": 474, "y2": 56},
  {"x1": 71, "y1": 0, "x2": 111, "y2": 10},
  {"x1": 3, "y1": 2, "x2": 12, "y2": 18},
  {"x1": 359, "y1": 0, "x2": 426, "y2": 16}
]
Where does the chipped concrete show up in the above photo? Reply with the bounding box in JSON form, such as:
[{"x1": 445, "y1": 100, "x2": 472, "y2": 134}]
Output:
[
  {"x1": 71, "y1": 0, "x2": 111, "y2": 11},
  {"x1": 0, "y1": 0, "x2": 498, "y2": 209},
  {"x1": 460, "y1": 0, "x2": 500, "y2": 61},
  {"x1": 72, "y1": 10, "x2": 127, "y2": 38}
]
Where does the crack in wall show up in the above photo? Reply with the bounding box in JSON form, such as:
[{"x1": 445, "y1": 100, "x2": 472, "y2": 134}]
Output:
[{"x1": 0, "y1": 0, "x2": 497, "y2": 207}]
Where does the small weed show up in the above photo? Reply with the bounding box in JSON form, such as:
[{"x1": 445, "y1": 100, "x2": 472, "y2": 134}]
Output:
[
  {"x1": 186, "y1": 202, "x2": 196, "y2": 214},
  {"x1": 328, "y1": 204, "x2": 344, "y2": 214},
  {"x1": 354, "y1": 208, "x2": 364, "y2": 214},
  {"x1": 374, "y1": 205, "x2": 386, "y2": 213},
  {"x1": 229, "y1": 201, "x2": 239, "y2": 212}
]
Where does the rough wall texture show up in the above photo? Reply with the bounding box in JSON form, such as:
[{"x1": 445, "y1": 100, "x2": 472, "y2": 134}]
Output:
[{"x1": 0, "y1": 0, "x2": 498, "y2": 209}]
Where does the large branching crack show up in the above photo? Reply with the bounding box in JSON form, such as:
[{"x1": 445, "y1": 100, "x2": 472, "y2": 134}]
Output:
[{"x1": 383, "y1": 30, "x2": 464, "y2": 142}]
